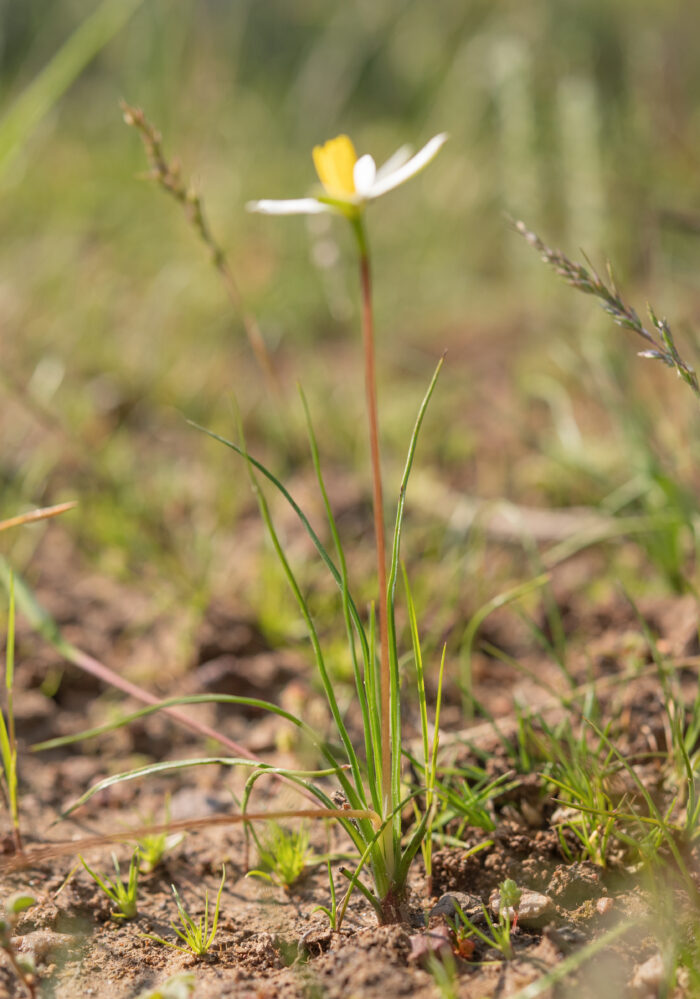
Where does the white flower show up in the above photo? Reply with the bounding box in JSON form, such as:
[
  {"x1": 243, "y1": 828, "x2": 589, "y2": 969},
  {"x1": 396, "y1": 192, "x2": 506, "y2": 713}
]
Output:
[{"x1": 247, "y1": 133, "x2": 448, "y2": 217}]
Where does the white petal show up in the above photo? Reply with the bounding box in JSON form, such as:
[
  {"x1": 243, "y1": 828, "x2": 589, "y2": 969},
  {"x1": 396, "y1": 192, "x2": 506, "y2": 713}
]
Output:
[
  {"x1": 374, "y1": 144, "x2": 412, "y2": 183},
  {"x1": 246, "y1": 198, "x2": 330, "y2": 215},
  {"x1": 353, "y1": 154, "x2": 377, "y2": 197},
  {"x1": 367, "y1": 133, "x2": 448, "y2": 199}
]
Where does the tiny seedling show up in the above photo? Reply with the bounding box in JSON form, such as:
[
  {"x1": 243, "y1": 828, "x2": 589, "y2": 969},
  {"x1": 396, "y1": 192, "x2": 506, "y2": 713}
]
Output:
[
  {"x1": 137, "y1": 797, "x2": 184, "y2": 873},
  {"x1": 0, "y1": 892, "x2": 38, "y2": 998},
  {"x1": 313, "y1": 860, "x2": 339, "y2": 931},
  {"x1": 498, "y1": 879, "x2": 522, "y2": 929},
  {"x1": 248, "y1": 821, "x2": 310, "y2": 891},
  {"x1": 144, "y1": 866, "x2": 225, "y2": 957},
  {"x1": 450, "y1": 891, "x2": 518, "y2": 962},
  {"x1": 81, "y1": 849, "x2": 139, "y2": 919}
]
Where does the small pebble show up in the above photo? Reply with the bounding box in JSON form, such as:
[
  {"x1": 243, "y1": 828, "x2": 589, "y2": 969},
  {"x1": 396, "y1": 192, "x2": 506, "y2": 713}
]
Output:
[
  {"x1": 596, "y1": 897, "x2": 614, "y2": 915},
  {"x1": 12, "y1": 930, "x2": 72, "y2": 964},
  {"x1": 429, "y1": 892, "x2": 483, "y2": 922},
  {"x1": 630, "y1": 953, "x2": 664, "y2": 994},
  {"x1": 491, "y1": 888, "x2": 555, "y2": 928}
]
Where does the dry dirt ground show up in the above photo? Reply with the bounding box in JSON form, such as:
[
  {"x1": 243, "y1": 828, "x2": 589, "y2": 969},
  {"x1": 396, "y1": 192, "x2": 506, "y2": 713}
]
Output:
[{"x1": 0, "y1": 522, "x2": 698, "y2": 999}]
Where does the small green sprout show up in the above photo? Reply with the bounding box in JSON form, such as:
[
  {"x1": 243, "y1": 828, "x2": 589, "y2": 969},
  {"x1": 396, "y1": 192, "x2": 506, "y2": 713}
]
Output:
[
  {"x1": 248, "y1": 821, "x2": 310, "y2": 890},
  {"x1": 137, "y1": 798, "x2": 184, "y2": 873},
  {"x1": 80, "y1": 849, "x2": 139, "y2": 920},
  {"x1": 0, "y1": 892, "x2": 38, "y2": 998},
  {"x1": 144, "y1": 866, "x2": 225, "y2": 957},
  {"x1": 313, "y1": 860, "x2": 339, "y2": 931},
  {"x1": 498, "y1": 879, "x2": 522, "y2": 913},
  {"x1": 450, "y1": 896, "x2": 516, "y2": 962}
]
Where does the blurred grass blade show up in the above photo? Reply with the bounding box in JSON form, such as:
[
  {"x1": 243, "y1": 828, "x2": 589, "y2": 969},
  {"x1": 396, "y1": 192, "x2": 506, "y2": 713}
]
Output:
[
  {"x1": 0, "y1": 0, "x2": 147, "y2": 178},
  {"x1": 509, "y1": 920, "x2": 638, "y2": 999},
  {"x1": 62, "y1": 757, "x2": 365, "y2": 820},
  {"x1": 0, "y1": 502, "x2": 77, "y2": 533}
]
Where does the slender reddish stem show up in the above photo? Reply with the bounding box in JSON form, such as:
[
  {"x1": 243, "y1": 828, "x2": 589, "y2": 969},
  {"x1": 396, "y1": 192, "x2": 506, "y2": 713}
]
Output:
[{"x1": 358, "y1": 242, "x2": 391, "y2": 814}]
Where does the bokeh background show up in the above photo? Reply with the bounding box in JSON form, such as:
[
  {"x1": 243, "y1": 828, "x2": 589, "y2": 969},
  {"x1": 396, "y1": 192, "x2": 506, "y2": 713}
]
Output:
[{"x1": 3, "y1": 0, "x2": 700, "y2": 675}]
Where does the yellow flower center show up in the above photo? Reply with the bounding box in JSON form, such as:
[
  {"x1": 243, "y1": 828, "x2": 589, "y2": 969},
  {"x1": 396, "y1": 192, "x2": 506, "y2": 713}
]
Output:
[{"x1": 312, "y1": 135, "x2": 357, "y2": 198}]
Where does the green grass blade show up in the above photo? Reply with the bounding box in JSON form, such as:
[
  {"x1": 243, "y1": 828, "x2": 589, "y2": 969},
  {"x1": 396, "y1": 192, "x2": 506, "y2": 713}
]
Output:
[
  {"x1": 61, "y1": 757, "x2": 259, "y2": 817},
  {"x1": 233, "y1": 415, "x2": 370, "y2": 824},
  {"x1": 386, "y1": 356, "x2": 444, "y2": 826},
  {"x1": 0, "y1": 0, "x2": 147, "y2": 179},
  {"x1": 191, "y1": 422, "x2": 369, "y2": 646},
  {"x1": 6, "y1": 572, "x2": 15, "y2": 692},
  {"x1": 299, "y1": 388, "x2": 380, "y2": 812}
]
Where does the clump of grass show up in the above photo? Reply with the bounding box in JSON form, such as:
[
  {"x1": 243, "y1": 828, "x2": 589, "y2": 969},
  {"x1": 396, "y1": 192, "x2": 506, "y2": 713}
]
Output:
[
  {"x1": 248, "y1": 821, "x2": 311, "y2": 891},
  {"x1": 5, "y1": 131, "x2": 449, "y2": 927},
  {"x1": 144, "y1": 867, "x2": 225, "y2": 957},
  {"x1": 80, "y1": 850, "x2": 140, "y2": 920},
  {"x1": 513, "y1": 219, "x2": 700, "y2": 399}
]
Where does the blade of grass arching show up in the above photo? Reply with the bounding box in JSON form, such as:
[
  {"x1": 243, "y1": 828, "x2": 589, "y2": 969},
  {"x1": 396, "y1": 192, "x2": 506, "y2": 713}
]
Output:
[
  {"x1": 0, "y1": 557, "x2": 258, "y2": 762},
  {"x1": 299, "y1": 388, "x2": 379, "y2": 813},
  {"x1": 192, "y1": 422, "x2": 370, "y2": 662},
  {"x1": 386, "y1": 356, "x2": 444, "y2": 830},
  {"x1": 60, "y1": 757, "x2": 265, "y2": 817},
  {"x1": 31, "y1": 694, "x2": 307, "y2": 752},
  {"x1": 60, "y1": 756, "x2": 380, "y2": 826},
  {"x1": 0, "y1": 0, "x2": 147, "y2": 179},
  {"x1": 235, "y1": 418, "x2": 372, "y2": 834},
  {"x1": 0, "y1": 502, "x2": 77, "y2": 533},
  {"x1": 459, "y1": 574, "x2": 549, "y2": 716}
]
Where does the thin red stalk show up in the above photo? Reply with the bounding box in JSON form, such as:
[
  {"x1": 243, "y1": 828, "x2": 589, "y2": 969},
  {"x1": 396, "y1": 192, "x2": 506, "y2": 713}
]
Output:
[
  {"x1": 358, "y1": 248, "x2": 391, "y2": 812},
  {"x1": 66, "y1": 643, "x2": 256, "y2": 760}
]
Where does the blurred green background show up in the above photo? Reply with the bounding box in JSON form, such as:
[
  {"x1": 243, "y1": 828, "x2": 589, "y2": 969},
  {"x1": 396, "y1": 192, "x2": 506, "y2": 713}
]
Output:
[{"x1": 3, "y1": 0, "x2": 700, "y2": 640}]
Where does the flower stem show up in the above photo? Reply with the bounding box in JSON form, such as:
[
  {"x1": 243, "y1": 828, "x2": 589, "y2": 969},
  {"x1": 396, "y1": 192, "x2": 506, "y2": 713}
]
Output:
[{"x1": 353, "y1": 217, "x2": 392, "y2": 824}]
